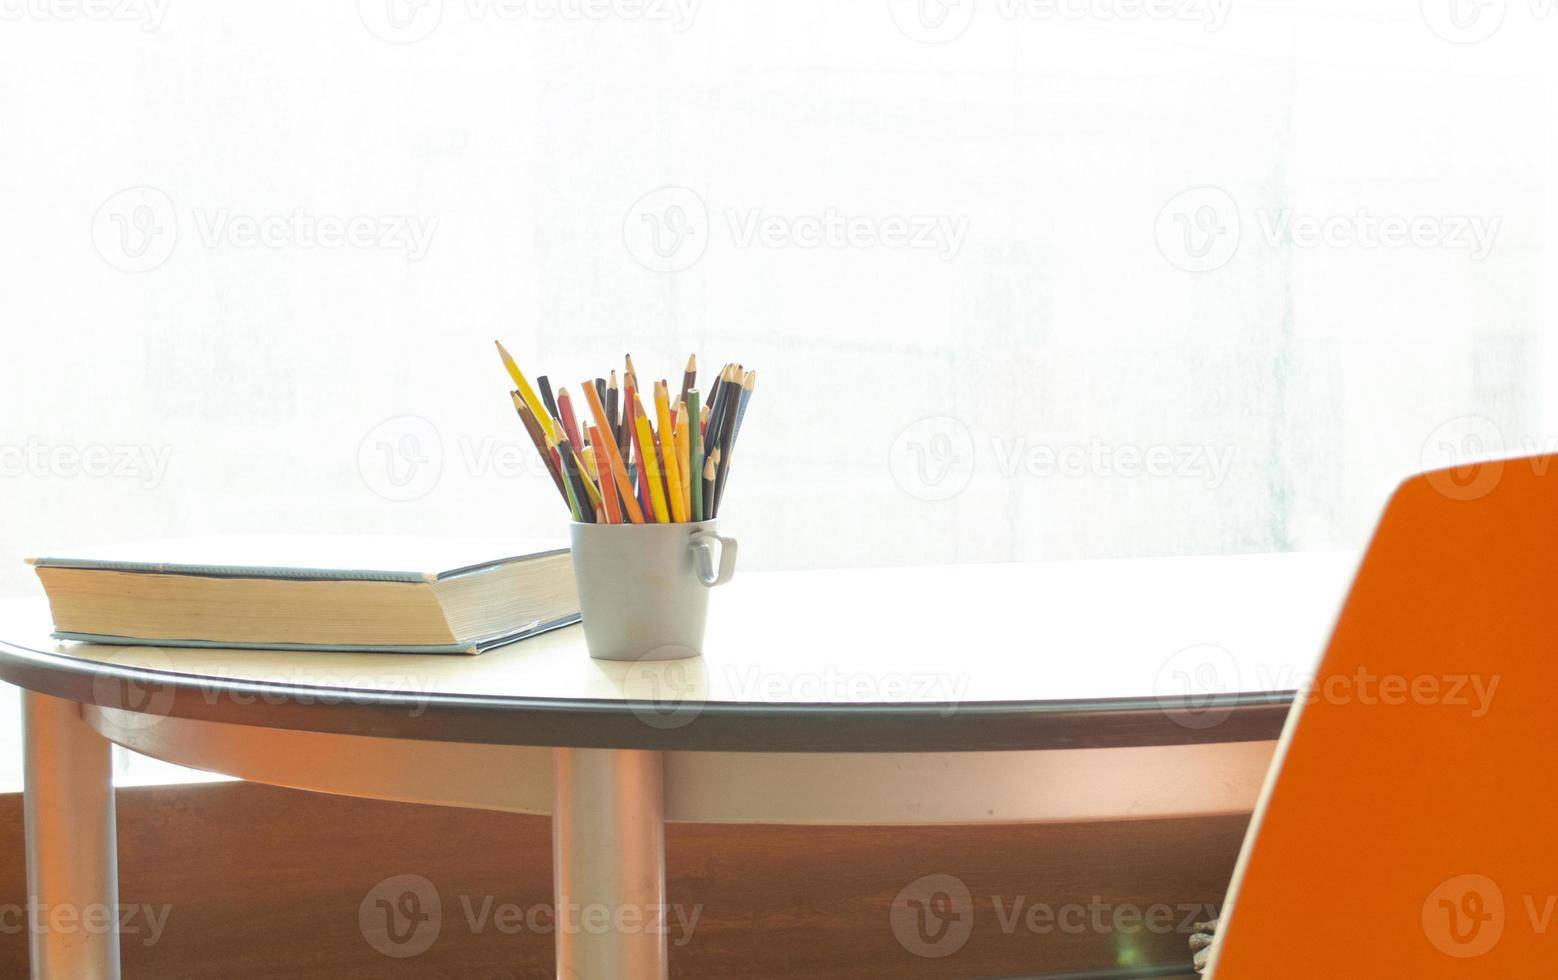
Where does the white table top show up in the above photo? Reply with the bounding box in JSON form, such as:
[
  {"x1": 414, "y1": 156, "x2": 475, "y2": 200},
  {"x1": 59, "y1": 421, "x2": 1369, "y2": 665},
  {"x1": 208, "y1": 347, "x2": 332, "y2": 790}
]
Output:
[{"x1": 0, "y1": 552, "x2": 1358, "y2": 752}]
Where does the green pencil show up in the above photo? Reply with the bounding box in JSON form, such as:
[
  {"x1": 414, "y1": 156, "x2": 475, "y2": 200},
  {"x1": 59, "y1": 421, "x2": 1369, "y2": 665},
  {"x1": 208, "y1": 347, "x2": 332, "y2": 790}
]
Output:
[{"x1": 687, "y1": 388, "x2": 703, "y2": 521}]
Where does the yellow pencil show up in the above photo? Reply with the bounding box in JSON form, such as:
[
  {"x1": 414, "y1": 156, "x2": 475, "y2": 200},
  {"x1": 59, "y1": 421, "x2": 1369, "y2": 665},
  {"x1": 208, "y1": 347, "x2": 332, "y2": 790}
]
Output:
[
  {"x1": 654, "y1": 382, "x2": 688, "y2": 522},
  {"x1": 495, "y1": 340, "x2": 555, "y2": 441},
  {"x1": 674, "y1": 401, "x2": 692, "y2": 519},
  {"x1": 573, "y1": 447, "x2": 605, "y2": 512},
  {"x1": 634, "y1": 410, "x2": 670, "y2": 522}
]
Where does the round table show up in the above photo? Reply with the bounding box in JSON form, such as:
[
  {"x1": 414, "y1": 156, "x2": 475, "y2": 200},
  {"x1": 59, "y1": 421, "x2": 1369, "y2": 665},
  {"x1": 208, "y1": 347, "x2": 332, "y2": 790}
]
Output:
[{"x1": 0, "y1": 552, "x2": 1354, "y2": 979}]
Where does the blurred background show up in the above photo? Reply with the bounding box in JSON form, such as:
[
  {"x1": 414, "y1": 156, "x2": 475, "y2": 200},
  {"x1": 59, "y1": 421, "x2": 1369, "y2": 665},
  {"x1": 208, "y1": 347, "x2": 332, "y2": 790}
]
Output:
[{"x1": 0, "y1": 0, "x2": 1551, "y2": 780}]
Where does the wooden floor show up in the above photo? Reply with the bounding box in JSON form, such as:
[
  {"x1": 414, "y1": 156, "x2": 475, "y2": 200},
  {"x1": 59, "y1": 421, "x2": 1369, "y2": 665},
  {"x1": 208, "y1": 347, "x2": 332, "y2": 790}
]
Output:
[{"x1": 0, "y1": 782, "x2": 1241, "y2": 978}]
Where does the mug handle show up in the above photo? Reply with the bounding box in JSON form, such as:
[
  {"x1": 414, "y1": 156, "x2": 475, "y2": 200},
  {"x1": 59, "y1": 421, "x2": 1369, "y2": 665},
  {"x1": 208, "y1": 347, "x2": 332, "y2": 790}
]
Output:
[{"x1": 689, "y1": 531, "x2": 738, "y2": 587}]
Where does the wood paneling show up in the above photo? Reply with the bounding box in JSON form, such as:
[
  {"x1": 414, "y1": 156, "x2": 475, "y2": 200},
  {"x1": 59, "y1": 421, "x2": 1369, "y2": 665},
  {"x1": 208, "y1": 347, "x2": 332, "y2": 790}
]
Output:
[{"x1": 0, "y1": 784, "x2": 1242, "y2": 978}]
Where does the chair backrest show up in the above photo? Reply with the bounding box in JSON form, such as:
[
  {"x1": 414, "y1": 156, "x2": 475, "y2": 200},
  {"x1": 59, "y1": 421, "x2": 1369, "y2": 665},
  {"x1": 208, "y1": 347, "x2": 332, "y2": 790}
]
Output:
[{"x1": 1209, "y1": 455, "x2": 1558, "y2": 977}]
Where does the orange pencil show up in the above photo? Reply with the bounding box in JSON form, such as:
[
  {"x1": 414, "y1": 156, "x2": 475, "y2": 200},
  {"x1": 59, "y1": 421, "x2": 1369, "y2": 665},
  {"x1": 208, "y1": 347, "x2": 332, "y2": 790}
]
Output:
[
  {"x1": 674, "y1": 400, "x2": 692, "y2": 519},
  {"x1": 654, "y1": 382, "x2": 688, "y2": 522},
  {"x1": 579, "y1": 379, "x2": 645, "y2": 524},
  {"x1": 587, "y1": 425, "x2": 622, "y2": 524}
]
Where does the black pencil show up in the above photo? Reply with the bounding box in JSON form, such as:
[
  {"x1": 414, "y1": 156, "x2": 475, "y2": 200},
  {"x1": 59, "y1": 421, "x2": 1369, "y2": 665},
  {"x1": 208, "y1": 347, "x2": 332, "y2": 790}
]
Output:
[
  {"x1": 711, "y1": 367, "x2": 743, "y2": 513},
  {"x1": 605, "y1": 371, "x2": 619, "y2": 442},
  {"x1": 538, "y1": 376, "x2": 560, "y2": 421},
  {"x1": 556, "y1": 435, "x2": 596, "y2": 523},
  {"x1": 702, "y1": 364, "x2": 730, "y2": 468},
  {"x1": 679, "y1": 353, "x2": 697, "y2": 407}
]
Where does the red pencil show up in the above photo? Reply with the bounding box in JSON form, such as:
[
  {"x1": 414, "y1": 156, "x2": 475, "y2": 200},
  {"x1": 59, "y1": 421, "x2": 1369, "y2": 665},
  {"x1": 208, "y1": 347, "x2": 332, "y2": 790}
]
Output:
[{"x1": 557, "y1": 389, "x2": 585, "y2": 448}]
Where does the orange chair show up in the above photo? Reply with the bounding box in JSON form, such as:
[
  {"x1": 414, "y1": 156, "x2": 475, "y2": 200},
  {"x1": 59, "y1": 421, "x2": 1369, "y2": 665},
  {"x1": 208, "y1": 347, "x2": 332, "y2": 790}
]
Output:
[{"x1": 1208, "y1": 455, "x2": 1558, "y2": 977}]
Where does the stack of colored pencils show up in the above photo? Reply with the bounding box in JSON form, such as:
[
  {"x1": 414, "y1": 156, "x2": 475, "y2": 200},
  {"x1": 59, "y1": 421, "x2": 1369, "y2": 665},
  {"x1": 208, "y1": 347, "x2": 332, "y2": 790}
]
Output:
[{"x1": 496, "y1": 343, "x2": 756, "y2": 524}]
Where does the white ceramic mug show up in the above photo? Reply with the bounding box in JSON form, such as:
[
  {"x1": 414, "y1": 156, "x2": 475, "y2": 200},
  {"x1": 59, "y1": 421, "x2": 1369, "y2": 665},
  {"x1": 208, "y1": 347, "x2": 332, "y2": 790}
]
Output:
[{"x1": 568, "y1": 520, "x2": 738, "y2": 661}]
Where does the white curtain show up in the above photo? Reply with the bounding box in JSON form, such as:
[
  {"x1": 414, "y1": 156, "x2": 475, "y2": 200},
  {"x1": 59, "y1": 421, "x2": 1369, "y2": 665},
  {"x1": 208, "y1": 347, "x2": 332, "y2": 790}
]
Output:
[{"x1": 0, "y1": 0, "x2": 1549, "y2": 591}]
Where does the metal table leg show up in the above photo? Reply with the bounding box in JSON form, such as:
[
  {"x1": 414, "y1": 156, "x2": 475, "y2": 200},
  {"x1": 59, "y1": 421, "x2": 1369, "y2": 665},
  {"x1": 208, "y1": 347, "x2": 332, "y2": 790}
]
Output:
[
  {"x1": 552, "y1": 747, "x2": 667, "y2": 980},
  {"x1": 23, "y1": 691, "x2": 121, "y2": 980}
]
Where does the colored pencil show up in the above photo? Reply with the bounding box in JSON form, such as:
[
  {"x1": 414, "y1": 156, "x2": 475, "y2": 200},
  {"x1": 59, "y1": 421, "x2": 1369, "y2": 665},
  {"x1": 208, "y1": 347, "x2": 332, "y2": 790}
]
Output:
[
  {"x1": 606, "y1": 371, "x2": 619, "y2": 442},
  {"x1": 511, "y1": 391, "x2": 568, "y2": 502},
  {"x1": 655, "y1": 382, "x2": 688, "y2": 522},
  {"x1": 703, "y1": 450, "x2": 718, "y2": 519},
  {"x1": 675, "y1": 399, "x2": 692, "y2": 520},
  {"x1": 635, "y1": 408, "x2": 670, "y2": 523},
  {"x1": 495, "y1": 341, "x2": 555, "y2": 442},
  {"x1": 679, "y1": 353, "x2": 697, "y2": 406},
  {"x1": 579, "y1": 379, "x2": 646, "y2": 524},
  {"x1": 733, "y1": 369, "x2": 756, "y2": 446},
  {"x1": 619, "y1": 376, "x2": 637, "y2": 478},
  {"x1": 687, "y1": 389, "x2": 703, "y2": 521},
  {"x1": 587, "y1": 425, "x2": 621, "y2": 524},
  {"x1": 557, "y1": 389, "x2": 585, "y2": 449},
  {"x1": 551, "y1": 433, "x2": 583, "y2": 521},
  {"x1": 496, "y1": 350, "x2": 752, "y2": 522},
  {"x1": 703, "y1": 364, "x2": 735, "y2": 472},
  {"x1": 557, "y1": 436, "x2": 596, "y2": 523},
  {"x1": 629, "y1": 393, "x2": 652, "y2": 515},
  {"x1": 538, "y1": 375, "x2": 560, "y2": 421},
  {"x1": 711, "y1": 366, "x2": 744, "y2": 514}
]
